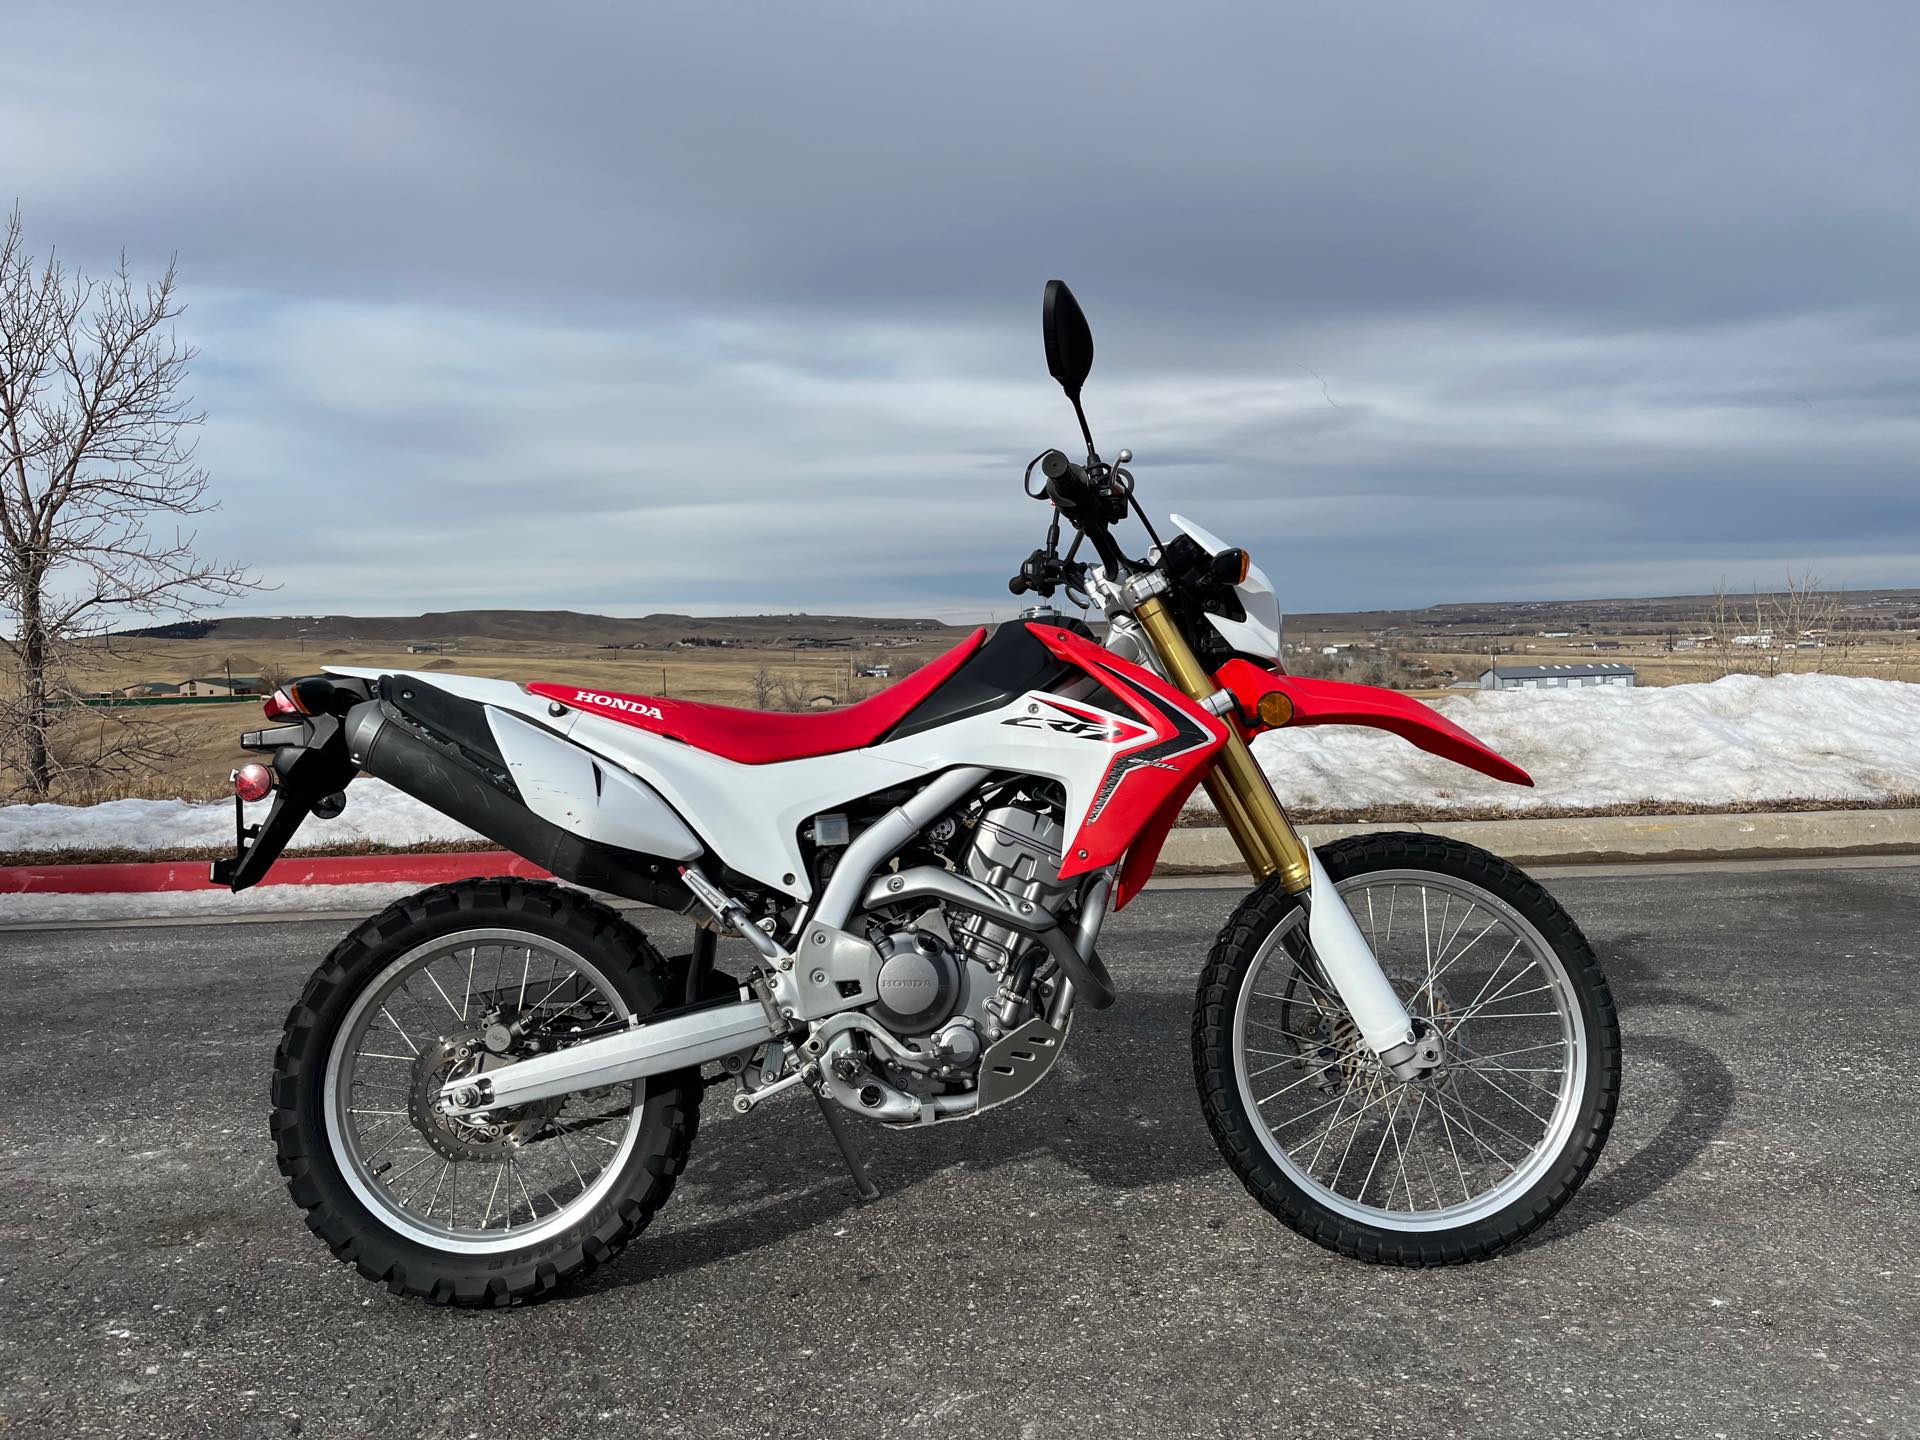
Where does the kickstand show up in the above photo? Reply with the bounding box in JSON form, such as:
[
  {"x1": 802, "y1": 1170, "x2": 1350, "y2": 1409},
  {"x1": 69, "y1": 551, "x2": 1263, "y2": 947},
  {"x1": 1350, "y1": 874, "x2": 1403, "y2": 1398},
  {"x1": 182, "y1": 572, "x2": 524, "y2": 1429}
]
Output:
[{"x1": 812, "y1": 1090, "x2": 882, "y2": 1201}]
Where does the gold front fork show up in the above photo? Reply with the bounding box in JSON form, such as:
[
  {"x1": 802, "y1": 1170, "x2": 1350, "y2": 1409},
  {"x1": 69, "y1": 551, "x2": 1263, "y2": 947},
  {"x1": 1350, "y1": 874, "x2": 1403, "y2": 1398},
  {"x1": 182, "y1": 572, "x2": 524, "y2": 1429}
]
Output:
[{"x1": 1133, "y1": 594, "x2": 1313, "y2": 894}]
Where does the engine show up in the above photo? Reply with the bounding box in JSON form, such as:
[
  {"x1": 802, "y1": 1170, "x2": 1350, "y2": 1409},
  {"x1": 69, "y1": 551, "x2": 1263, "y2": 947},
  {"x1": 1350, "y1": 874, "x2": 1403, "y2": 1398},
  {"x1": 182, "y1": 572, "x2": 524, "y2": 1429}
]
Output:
[
  {"x1": 950, "y1": 801, "x2": 1074, "y2": 970},
  {"x1": 853, "y1": 797, "x2": 1076, "y2": 1094}
]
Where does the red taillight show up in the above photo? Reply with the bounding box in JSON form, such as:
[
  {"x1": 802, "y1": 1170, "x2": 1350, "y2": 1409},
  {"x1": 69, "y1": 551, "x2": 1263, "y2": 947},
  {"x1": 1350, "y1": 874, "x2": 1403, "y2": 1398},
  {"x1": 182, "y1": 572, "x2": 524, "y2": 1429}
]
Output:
[
  {"x1": 232, "y1": 763, "x2": 274, "y2": 802},
  {"x1": 262, "y1": 688, "x2": 299, "y2": 720}
]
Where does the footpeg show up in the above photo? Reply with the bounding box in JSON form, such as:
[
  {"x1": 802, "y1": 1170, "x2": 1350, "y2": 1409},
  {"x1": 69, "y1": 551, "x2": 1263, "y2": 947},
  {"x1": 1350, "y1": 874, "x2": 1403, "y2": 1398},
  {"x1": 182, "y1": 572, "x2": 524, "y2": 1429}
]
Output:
[{"x1": 732, "y1": 1060, "x2": 818, "y2": 1113}]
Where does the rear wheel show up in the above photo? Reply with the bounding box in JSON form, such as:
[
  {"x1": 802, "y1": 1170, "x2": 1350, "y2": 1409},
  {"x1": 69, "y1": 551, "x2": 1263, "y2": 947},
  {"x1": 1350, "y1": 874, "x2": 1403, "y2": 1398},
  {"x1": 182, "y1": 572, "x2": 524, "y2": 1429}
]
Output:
[
  {"x1": 1192, "y1": 833, "x2": 1619, "y2": 1264},
  {"x1": 272, "y1": 878, "x2": 702, "y2": 1306}
]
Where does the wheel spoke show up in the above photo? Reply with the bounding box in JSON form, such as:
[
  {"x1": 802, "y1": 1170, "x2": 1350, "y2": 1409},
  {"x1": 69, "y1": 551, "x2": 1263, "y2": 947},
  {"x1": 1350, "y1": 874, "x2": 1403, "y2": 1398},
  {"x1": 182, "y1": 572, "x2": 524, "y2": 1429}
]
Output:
[
  {"x1": 1434, "y1": 1096, "x2": 1472, "y2": 1203},
  {"x1": 1233, "y1": 864, "x2": 1587, "y2": 1232},
  {"x1": 327, "y1": 930, "x2": 642, "y2": 1248}
]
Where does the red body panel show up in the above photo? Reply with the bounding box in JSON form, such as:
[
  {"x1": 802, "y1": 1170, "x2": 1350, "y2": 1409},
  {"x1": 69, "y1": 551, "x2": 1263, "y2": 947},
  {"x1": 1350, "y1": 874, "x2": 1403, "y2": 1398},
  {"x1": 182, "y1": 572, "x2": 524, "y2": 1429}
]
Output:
[
  {"x1": 527, "y1": 628, "x2": 987, "y2": 765},
  {"x1": 1025, "y1": 624, "x2": 1227, "y2": 889},
  {"x1": 1112, "y1": 788, "x2": 1195, "y2": 910},
  {"x1": 1217, "y1": 659, "x2": 1533, "y2": 787}
]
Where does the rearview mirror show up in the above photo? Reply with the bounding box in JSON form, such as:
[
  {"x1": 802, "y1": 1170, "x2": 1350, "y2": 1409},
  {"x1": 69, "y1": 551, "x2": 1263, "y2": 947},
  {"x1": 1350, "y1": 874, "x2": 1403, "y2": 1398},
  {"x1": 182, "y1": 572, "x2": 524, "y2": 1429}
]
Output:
[{"x1": 1042, "y1": 280, "x2": 1094, "y2": 400}]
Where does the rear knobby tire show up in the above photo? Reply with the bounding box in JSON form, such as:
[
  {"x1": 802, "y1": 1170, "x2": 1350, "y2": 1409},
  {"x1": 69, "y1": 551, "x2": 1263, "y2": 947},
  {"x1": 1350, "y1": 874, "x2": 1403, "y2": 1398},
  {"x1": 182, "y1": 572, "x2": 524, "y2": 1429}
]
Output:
[
  {"x1": 271, "y1": 878, "x2": 702, "y2": 1306},
  {"x1": 1192, "y1": 832, "x2": 1620, "y2": 1265}
]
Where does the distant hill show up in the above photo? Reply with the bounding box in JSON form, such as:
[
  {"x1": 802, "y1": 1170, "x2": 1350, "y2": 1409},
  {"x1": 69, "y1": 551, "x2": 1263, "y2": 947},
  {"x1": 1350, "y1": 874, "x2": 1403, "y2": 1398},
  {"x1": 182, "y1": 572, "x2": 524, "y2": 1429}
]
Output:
[
  {"x1": 1290, "y1": 586, "x2": 1920, "y2": 636},
  {"x1": 120, "y1": 609, "x2": 969, "y2": 650},
  {"x1": 120, "y1": 586, "x2": 1920, "y2": 654}
]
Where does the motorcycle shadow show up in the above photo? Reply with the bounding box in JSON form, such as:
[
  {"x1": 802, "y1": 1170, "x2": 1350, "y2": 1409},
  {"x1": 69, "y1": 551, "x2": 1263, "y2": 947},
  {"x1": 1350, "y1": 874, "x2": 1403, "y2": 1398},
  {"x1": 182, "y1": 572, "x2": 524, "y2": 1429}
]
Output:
[
  {"x1": 596, "y1": 957, "x2": 1741, "y2": 1286},
  {"x1": 599, "y1": 984, "x2": 1221, "y2": 1290},
  {"x1": 1527, "y1": 1031, "x2": 1737, "y2": 1249}
]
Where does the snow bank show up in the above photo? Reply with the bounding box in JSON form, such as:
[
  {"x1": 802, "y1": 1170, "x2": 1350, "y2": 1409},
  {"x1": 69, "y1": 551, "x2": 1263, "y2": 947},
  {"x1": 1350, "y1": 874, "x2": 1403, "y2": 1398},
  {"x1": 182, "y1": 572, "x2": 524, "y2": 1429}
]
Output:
[
  {"x1": 0, "y1": 881, "x2": 422, "y2": 926},
  {"x1": 1249, "y1": 672, "x2": 1920, "y2": 814},
  {"x1": 0, "y1": 779, "x2": 481, "y2": 856},
  {"x1": 1, "y1": 673, "x2": 1916, "y2": 860}
]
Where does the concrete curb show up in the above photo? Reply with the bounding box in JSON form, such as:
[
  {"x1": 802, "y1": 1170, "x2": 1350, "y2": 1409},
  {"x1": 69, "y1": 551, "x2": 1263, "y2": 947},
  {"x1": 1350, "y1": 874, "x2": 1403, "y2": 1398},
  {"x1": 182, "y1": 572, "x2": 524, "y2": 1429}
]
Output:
[
  {"x1": 1158, "y1": 809, "x2": 1920, "y2": 872},
  {"x1": 0, "y1": 851, "x2": 547, "y2": 896}
]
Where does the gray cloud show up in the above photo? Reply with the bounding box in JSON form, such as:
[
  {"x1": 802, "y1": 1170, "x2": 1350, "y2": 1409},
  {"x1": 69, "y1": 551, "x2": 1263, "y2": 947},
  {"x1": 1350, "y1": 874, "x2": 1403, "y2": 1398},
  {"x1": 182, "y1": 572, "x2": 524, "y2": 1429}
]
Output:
[{"x1": 5, "y1": 0, "x2": 1916, "y2": 619}]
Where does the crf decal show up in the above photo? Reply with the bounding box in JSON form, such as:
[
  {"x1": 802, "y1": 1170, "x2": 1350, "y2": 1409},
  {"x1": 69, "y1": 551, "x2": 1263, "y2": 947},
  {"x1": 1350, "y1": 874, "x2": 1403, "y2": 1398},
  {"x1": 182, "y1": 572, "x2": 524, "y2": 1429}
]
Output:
[
  {"x1": 1002, "y1": 697, "x2": 1149, "y2": 745},
  {"x1": 1084, "y1": 700, "x2": 1208, "y2": 821}
]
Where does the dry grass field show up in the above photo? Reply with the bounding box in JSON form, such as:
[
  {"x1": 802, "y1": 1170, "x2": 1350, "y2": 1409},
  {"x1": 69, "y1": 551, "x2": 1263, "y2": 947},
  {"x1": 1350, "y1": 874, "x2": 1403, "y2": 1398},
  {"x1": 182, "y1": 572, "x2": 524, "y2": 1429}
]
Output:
[
  {"x1": 8, "y1": 588, "x2": 1920, "y2": 807},
  {"x1": 7, "y1": 632, "x2": 960, "y2": 803}
]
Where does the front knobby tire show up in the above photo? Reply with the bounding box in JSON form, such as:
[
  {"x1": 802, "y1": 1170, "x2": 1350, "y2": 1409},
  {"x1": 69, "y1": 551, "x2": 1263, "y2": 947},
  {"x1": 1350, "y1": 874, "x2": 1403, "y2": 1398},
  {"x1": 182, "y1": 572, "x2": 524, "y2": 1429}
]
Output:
[
  {"x1": 1192, "y1": 833, "x2": 1620, "y2": 1265},
  {"x1": 271, "y1": 878, "x2": 702, "y2": 1306}
]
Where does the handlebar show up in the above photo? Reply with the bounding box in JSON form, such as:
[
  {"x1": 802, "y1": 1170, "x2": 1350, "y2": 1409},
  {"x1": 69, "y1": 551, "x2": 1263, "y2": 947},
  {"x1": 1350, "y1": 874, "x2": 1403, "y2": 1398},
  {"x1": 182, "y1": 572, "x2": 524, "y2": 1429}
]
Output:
[
  {"x1": 1039, "y1": 449, "x2": 1095, "y2": 511},
  {"x1": 1013, "y1": 448, "x2": 1142, "y2": 593}
]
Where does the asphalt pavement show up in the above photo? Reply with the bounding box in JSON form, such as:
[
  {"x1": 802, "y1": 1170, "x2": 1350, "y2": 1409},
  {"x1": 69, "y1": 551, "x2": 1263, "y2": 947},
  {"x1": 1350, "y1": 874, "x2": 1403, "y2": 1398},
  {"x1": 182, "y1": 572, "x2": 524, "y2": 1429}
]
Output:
[{"x1": 3, "y1": 861, "x2": 1918, "y2": 1438}]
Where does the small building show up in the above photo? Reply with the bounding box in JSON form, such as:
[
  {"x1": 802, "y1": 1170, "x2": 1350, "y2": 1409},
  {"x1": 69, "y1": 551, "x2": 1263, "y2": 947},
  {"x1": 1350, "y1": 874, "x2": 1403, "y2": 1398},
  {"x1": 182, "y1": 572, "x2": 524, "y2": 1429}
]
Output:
[
  {"x1": 120, "y1": 681, "x2": 182, "y2": 697},
  {"x1": 180, "y1": 675, "x2": 263, "y2": 698},
  {"x1": 1480, "y1": 663, "x2": 1635, "y2": 691},
  {"x1": 856, "y1": 663, "x2": 892, "y2": 679}
]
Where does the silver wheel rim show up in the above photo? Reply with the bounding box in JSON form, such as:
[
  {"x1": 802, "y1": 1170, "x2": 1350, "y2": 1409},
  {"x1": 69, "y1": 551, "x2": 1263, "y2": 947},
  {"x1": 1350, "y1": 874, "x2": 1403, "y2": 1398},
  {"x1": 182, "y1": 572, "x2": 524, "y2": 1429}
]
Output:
[
  {"x1": 1230, "y1": 871, "x2": 1586, "y2": 1232},
  {"x1": 323, "y1": 927, "x2": 644, "y2": 1254}
]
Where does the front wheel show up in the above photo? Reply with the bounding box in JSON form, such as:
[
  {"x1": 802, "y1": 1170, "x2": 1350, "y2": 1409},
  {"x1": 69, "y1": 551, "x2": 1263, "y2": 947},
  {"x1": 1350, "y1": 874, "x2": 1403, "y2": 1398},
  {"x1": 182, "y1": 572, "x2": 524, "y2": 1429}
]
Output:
[{"x1": 1193, "y1": 832, "x2": 1620, "y2": 1264}]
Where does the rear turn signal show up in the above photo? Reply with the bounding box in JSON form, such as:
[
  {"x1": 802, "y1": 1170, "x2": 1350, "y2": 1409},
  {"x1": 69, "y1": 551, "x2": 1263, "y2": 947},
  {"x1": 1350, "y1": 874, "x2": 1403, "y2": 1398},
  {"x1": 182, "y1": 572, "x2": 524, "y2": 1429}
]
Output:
[
  {"x1": 1256, "y1": 691, "x2": 1294, "y2": 729},
  {"x1": 232, "y1": 763, "x2": 274, "y2": 802},
  {"x1": 263, "y1": 689, "x2": 299, "y2": 720}
]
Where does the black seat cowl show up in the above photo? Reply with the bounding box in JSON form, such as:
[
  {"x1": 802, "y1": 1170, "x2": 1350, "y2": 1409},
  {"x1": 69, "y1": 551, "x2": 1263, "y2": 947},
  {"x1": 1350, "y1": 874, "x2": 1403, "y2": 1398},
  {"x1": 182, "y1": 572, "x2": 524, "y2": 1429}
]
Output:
[{"x1": 379, "y1": 675, "x2": 511, "y2": 779}]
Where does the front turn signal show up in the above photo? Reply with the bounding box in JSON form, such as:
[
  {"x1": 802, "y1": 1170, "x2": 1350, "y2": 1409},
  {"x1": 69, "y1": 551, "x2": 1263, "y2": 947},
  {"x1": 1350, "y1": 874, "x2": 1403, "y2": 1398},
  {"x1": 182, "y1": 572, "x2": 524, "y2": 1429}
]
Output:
[
  {"x1": 1211, "y1": 548, "x2": 1252, "y2": 586},
  {"x1": 1256, "y1": 691, "x2": 1294, "y2": 729}
]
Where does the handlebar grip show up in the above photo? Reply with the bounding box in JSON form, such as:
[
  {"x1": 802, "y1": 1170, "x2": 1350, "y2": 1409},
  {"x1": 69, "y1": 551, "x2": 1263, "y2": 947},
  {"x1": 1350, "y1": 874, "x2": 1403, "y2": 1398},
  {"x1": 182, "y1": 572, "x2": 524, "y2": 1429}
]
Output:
[
  {"x1": 1008, "y1": 573, "x2": 1031, "y2": 595},
  {"x1": 1040, "y1": 449, "x2": 1093, "y2": 508}
]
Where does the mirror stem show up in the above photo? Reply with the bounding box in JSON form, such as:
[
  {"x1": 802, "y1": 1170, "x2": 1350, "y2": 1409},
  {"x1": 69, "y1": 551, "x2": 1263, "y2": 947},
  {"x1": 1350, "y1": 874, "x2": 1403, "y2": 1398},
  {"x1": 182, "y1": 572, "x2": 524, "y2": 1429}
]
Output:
[{"x1": 1069, "y1": 394, "x2": 1098, "y2": 464}]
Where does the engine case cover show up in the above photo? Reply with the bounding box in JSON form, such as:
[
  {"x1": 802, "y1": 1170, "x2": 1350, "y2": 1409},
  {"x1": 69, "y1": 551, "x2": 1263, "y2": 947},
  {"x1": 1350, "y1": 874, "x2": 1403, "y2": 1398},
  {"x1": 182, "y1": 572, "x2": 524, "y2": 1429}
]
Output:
[{"x1": 869, "y1": 930, "x2": 963, "y2": 1034}]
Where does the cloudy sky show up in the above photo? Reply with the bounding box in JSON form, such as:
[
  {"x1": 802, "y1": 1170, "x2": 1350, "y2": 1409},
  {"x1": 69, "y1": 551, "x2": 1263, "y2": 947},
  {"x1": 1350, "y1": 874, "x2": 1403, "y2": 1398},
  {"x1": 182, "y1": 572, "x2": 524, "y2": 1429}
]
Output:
[{"x1": 7, "y1": 1, "x2": 1916, "y2": 620}]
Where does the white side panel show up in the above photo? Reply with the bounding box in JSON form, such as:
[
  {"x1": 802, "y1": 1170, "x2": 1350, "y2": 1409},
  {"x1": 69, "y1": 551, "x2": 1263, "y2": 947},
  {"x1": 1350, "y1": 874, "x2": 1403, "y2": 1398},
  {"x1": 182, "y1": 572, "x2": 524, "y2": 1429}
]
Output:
[
  {"x1": 564, "y1": 710, "x2": 929, "y2": 897},
  {"x1": 564, "y1": 688, "x2": 1124, "y2": 900},
  {"x1": 486, "y1": 708, "x2": 702, "y2": 861},
  {"x1": 322, "y1": 665, "x2": 1127, "y2": 902}
]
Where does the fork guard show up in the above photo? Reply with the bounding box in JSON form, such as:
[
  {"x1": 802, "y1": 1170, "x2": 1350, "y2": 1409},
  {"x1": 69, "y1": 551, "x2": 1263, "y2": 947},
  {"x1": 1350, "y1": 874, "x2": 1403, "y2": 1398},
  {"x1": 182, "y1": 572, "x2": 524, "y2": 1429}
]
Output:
[{"x1": 1216, "y1": 659, "x2": 1534, "y2": 788}]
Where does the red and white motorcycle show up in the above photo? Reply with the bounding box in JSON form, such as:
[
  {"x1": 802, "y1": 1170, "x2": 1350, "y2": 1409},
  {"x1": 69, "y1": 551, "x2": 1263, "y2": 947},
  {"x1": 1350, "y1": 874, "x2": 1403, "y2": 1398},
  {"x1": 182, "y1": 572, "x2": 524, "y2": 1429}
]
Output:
[{"x1": 223, "y1": 283, "x2": 1618, "y2": 1305}]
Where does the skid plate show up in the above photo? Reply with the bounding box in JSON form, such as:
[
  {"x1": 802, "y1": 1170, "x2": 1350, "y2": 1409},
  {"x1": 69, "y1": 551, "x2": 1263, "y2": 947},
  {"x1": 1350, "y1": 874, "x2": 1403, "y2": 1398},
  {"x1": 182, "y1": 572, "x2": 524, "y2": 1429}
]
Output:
[{"x1": 978, "y1": 1017, "x2": 1067, "y2": 1111}]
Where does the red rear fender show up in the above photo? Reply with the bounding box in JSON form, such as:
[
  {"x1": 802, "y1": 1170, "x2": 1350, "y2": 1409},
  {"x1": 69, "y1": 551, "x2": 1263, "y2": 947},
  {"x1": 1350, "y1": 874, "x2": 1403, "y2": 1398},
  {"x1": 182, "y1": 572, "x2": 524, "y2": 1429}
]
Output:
[{"x1": 1217, "y1": 659, "x2": 1533, "y2": 788}]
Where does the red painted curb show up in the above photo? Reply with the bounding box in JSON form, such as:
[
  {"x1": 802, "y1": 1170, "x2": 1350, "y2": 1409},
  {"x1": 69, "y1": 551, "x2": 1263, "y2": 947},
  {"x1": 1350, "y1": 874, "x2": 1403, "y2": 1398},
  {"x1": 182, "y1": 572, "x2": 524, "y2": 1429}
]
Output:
[{"x1": 0, "y1": 851, "x2": 551, "y2": 896}]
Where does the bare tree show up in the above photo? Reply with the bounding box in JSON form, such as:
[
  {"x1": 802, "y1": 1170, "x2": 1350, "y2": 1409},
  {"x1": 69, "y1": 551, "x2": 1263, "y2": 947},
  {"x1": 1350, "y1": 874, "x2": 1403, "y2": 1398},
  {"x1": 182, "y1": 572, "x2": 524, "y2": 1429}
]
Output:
[
  {"x1": 1704, "y1": 573, "x2": 1845, "y2": 680},
  {"x1": 749, "y1": 662, "x2": 777, "y2": 710},
  {"x1": 0, "y1": 209, "x2": 258, "y2": 799}
]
